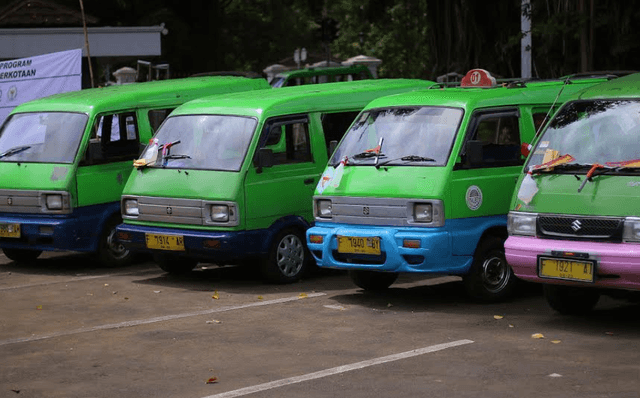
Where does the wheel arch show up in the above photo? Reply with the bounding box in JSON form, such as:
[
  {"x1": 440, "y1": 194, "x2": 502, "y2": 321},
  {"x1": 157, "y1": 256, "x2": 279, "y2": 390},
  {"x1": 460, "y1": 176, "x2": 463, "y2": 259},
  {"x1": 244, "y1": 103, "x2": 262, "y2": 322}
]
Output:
[{"x1": 261, "y1": 215, "x2": 312, "y2": 253}]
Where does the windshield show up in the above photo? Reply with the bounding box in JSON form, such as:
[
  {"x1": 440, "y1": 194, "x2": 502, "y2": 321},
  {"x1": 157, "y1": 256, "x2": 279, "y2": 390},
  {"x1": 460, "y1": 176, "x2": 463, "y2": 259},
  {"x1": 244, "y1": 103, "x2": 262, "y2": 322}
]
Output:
[
  {"x1": 143, "y1": 114, "x2": 258, "y2": 171},
  {"x1": 0, "y1": 112, "x2": 87, "y2": 164},
  {"x1": 330, "y1": 107, "x2": 463, "y2": 167},
  {"x1": 270, "y1": 77, "x2": 286, "y2": 88},
  {"x1": 526, "y1": 100, "x2": 640, "y2": 171}
]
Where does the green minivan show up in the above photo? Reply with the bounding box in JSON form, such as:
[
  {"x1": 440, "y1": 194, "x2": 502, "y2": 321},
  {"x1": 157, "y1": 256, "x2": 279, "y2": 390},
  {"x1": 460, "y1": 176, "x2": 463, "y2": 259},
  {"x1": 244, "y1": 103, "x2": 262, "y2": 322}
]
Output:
[
  {"x1": 306, "y1": 70, "x2": 614, "y2": 301},
  {"x1": 116, "y1": 79, "x2": 431, "y2": 283},
  {"x1": 0, "y1": 76, "x2": 270, "y2": 266}
]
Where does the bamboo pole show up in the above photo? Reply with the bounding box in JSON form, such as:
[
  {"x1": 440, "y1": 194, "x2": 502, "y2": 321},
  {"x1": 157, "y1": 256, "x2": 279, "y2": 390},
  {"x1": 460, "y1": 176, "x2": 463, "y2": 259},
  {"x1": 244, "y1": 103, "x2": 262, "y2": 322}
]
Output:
[{"x1": 79, "y1": 0, "x2": 94, "y2": 88}]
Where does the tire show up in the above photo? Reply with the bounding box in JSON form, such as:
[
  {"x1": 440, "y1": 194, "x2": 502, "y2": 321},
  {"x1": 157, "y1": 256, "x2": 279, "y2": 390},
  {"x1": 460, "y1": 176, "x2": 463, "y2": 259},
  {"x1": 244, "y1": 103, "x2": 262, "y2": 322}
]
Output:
[
  {"x1": 349, "y1": 270, "x2": 398, "y2": 291},
  {"x1": 96, "y1": 217, "x2": 132, "y2": 268},
  {"x1": 2, "y1": 248, "x2": 42, "y2": 263},
  {"x1": 153, "y1": 253, "x2": 198, "y2": 275},
  {"x1": 463, "y1": 235, "x2": 516, "y2": 302},
  {"x1": 543, "y1": 284, "x2": 600, "y2": 315},
  {"x1": 260, "y1": 228, "x2": 310, "y2": 284}
]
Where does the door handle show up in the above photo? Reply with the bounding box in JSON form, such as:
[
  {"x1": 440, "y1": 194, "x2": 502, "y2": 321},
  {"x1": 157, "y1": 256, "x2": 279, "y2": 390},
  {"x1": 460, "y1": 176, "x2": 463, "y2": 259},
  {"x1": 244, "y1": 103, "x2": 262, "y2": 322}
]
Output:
[{"x1": 304, "y1": 178, "x2": 315, "y2": 185}]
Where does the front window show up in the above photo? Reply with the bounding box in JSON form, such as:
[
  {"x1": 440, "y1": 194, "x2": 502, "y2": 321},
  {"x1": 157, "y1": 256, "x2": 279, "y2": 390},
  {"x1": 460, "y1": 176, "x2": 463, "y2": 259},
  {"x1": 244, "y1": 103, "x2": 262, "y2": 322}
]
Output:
[
  {"x1": 142, "y1": 114, "x2": 257, "y2": 171},
  {"x1": 0, "y1": 112, "x2": 87, "y2": 164},
  {"x1": 330, "y1": 107, "x2": 463, "y2": 167},
  {"x1": 526, "y1": 100, "x2": 640, "y2": 172}
]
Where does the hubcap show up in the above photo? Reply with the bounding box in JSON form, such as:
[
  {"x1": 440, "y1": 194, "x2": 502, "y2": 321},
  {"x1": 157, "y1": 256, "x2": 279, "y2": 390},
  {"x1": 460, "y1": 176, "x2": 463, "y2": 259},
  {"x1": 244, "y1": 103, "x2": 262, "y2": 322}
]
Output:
[
  {"x1": 276, "y1": 234, "x2": 304, "y2": 277},
  {"x1": 107, "y1": 228, "x2": 129, "y2": 260},
  {"x1": 481, "y1": 255, "x2": 510, "y2": 293}
]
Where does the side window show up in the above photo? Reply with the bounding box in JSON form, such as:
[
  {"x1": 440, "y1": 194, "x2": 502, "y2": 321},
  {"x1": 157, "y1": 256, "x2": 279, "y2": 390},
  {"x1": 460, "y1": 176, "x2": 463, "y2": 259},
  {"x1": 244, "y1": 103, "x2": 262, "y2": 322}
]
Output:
[
  {"x1": 260, "y1": 116, "x2": 312, "y2": 165},
  {"x1": 81, "y1": 111, "x2": 140, "y2": 166},
  {"x1": 466, "y1": 111, "x2": 521, "y2": 167},
  {"x1": 320, "y1": 111, "x2": 360, "y2": 155},
  {"x1": 532, "y1": 112, "x2": 549, "y2": 137},
  {"x1": 148, "y1": 108, "x2": 175, "y2": 132}
]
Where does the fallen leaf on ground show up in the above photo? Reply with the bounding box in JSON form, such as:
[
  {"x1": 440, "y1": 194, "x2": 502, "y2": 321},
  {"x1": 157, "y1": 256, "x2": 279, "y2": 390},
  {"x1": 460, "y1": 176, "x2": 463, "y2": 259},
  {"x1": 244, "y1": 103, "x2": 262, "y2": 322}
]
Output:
[
  {"x1": 551, "y1": 340, "x2": 562, "y2": 344},
  {"x1": 509, "y1": 324, "x2": 514, "y2": 328},
  {"x1": 531, "y1": 333, "x2": 545, "y2": 339},
  {"x1": 124, "y1": 297, "x2": 129, "y2": 300},
  {"x1": 211, "y1": 291, "x2": 219, "y2": 300},
  {"x1": 494, "y1": 315, "x2": 504, "y2": 320},
  {"x1": 104, "y1": 284, "x2": 109, "y2": 287},
  {"x1": 298, "y1": 293, "x2": 308, "y2": 298},
  {"x1": 257, "y1": 296, "x2": 263, "y2": 300},
  {"x1": 206, "y1": 320, "x2": 222, "y2": 324},
  {"x1": 205, "y1": 376, "x2": 218, "y2": 384},
  {"x1": 36, "y1": 305, "x2": 42, "y2": 310}
]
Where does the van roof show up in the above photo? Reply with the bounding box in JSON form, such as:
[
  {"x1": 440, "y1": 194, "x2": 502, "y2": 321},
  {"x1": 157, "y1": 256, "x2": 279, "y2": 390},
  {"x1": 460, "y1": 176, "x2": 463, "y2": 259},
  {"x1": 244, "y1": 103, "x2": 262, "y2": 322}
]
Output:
[
  {"x1": 10, "y1": 76, "x2": 271, "y2": 115},
  {"x1": 363, "y1": 77, "x2": 615, "y2": 112},
  {"x1": 172, "y1": 79, "x2": 434, "y2": 119},
  {"x1": 574, "y1": 72, "x2": 640, "y2": 100}
]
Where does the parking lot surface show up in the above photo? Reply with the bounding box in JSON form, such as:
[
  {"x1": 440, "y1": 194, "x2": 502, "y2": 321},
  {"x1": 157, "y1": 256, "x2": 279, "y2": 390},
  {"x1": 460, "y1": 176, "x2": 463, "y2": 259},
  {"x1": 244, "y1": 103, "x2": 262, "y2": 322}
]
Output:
[{"x1": 1, "y1": 252, "x2": 639, "y2": 398}]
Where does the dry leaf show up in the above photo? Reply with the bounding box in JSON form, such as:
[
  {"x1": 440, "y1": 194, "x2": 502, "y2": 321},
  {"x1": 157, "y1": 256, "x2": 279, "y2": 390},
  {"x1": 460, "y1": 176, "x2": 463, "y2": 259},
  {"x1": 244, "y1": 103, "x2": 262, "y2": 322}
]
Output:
[
  {"x1": 531, "y1": 333, "x2": 545, "y2": 339},
  {"x1": 508, "y1": 324, "x2": 514, "y2": 328},
  {"x1": 104, "y1": 284, "x2": 109, "y2": 287},
  {"x1": 494, "y1": 315, "x2": 504, "y2": 320},
  {"x1": 298, "y1": 293, "x2": 308, "y2": 298},
  {"x1": 257, "y1": 296, "x2": 263, "y2": 300},
  {"x1": 206, "y1": 320, "x2": 222, "y2": 324},
  {"x1": 36, "y1": 305, "x2": 42, "y2": 310},
  {"x1": 205, "y1": 376, "x2": 218, "y2": 384},
  {"x1": 212, "y1": 291, "x2": 219, "y2": 300},
  {"x1": 551, "y1": 340, "x2": 561, "y2": 344}
]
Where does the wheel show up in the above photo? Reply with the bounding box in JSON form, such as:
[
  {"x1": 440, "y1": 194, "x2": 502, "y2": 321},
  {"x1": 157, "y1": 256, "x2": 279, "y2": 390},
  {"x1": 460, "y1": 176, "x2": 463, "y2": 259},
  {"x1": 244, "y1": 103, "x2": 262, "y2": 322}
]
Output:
[
  {"x1": 543, "y1": 284, "x2": 600, "y2": 315},
  {"x1": 96, "y1": 217, "x2": 132, "y2": 268},
  {"x1": 2, "y1": 248, "x2": 42, "y2": 263},
  {"x1": 463, "y1": 236, "x2": 516, "y2": 302},
  {"x1": 260, "y1": 228, "x2": 310, "y2": 284},
  {"x1": 153, "y1": 253, "x2": 198, "y2": 274},
  {"x1": 349, "y1": 270, "x2": 398, "y2": 291}
]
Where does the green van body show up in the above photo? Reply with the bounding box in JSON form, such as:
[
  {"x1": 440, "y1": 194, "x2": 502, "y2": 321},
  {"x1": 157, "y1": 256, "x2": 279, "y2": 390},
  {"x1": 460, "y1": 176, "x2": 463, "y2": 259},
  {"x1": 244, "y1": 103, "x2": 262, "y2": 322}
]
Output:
[
  {"x1": 0, "y1": 76, "x2": 270, "y2": 266},
  {"x1": 116, "y1": 79, "x2": 432, "y2": 282},
  {"x1": 270, "y1": 65, "x2": 373, "y2": 88},
  {"x1": 305, "y1": 73, "x2": 612, "y2": 301},
  {"x1": 505, "y1": 73, "x2": 640, "y2": 313}
]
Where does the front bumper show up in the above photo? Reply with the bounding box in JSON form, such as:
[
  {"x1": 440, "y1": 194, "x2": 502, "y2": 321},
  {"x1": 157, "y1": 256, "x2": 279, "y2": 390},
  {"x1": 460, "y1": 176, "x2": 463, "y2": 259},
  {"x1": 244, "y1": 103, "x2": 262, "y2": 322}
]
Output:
[
  {"x1": 0, "y1": 213, "x2": 95, "y2": 252},
  {"x1": 306, "y1": 223, "x2": 472, "y2": 274},
  {"x1": 505, "y1": 235, "x2": 640, "y2": 290}
]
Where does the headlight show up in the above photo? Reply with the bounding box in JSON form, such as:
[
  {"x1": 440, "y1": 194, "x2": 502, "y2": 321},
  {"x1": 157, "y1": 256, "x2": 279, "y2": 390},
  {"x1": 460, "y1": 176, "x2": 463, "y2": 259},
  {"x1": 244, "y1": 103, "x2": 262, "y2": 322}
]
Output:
[
  {"x1": 413, "y1": 203, "x2": 433, "y2": 222},
  {"x1": 123, "y1": 199, "x2": 139, "y2": 216},
  {"x1": 46, "y1": 194, "x2": 63, "y2": 210},
  {"x1": 623, "y1": 217, "x2": 640, "y2": 242},
  {"x1": 210, "y1": 205, "x2": 229, "y2": 222},
  {"x1": 507, "y1": 211, "x2": 537, "y2": 236},
  {"x1": 316, "y1": 199, "x2": 332, "y2": 218}
]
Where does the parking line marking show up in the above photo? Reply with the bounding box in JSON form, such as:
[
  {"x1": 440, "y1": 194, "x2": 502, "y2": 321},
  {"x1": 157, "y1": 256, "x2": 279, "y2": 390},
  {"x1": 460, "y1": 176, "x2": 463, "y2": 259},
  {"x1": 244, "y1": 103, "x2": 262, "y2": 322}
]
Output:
[
  {"x1": 201, "y1": 339, "x2": 474, "y2": 398},
  {"x1": 0, "y1": 293, "x2": 326, "y2": 346},
  {"x1": 0, "y1": 268, "x2": 160, "y2": 291}
]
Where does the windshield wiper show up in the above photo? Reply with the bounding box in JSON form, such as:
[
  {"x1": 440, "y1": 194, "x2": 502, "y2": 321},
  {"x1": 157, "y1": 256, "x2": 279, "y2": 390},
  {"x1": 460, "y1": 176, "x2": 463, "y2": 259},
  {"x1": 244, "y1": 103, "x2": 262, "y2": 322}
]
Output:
[
  {"x1": 0, "y1": 145, "x2": 31, "y2": 159},
  {"x1": 376, "y1": 155, "x2": 436, "y2": 168}
]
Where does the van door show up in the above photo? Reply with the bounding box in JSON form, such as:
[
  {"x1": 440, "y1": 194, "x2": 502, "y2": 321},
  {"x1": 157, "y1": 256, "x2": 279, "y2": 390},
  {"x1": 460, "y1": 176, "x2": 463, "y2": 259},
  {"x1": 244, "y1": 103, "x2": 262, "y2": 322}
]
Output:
[
  {"x1": 76, "y1": 111, "x2": 142, "y2": 207},
  {"x1": 450, "y1": 108, "x2": 525, "y2": 223},
  {"x1": 244, "y1": 115, "x2": 323, "y2": 230}
]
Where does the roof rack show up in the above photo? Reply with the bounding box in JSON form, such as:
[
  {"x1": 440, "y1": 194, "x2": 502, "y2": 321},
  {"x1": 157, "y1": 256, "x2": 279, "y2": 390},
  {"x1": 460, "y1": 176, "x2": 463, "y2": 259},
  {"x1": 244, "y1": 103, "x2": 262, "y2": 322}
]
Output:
[{"x1": 559, "y1": 70, "x2": 638, "y2": 82}]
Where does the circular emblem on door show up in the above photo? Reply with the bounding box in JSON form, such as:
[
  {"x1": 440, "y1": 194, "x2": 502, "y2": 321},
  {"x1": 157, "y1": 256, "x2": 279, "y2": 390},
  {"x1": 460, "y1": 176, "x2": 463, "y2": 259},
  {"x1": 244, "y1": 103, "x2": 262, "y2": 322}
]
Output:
[
  {"x1": 465, "y1": 185, "x2": 483, "y2": 211},
  {"x1": 166, "y1": 207, "x2": 172, "y2": 215}
]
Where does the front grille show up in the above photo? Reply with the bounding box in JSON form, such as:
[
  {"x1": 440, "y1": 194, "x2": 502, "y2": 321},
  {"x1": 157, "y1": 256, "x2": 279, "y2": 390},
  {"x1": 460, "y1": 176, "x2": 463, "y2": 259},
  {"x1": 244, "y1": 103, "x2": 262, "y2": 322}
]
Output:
[{"x1": 537, "y1": 215, "x2": 623, "y2": 242}]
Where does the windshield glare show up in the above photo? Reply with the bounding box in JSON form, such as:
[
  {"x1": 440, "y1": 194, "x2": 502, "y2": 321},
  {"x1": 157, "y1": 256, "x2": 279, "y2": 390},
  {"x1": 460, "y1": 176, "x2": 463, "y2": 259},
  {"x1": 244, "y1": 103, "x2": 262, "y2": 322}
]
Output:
[
  {"x1": 526, "y1": 100, "x2": 640, "y2": 169},
  {"x1": 145, "y1": 114, "x2": 257, "y2": 171},
  {"x1": 330, "y1": 107, "x2": 463, "y2": 167},
  {"x1": 0, "y1": 112, "x2": 87, "y2": 164}
]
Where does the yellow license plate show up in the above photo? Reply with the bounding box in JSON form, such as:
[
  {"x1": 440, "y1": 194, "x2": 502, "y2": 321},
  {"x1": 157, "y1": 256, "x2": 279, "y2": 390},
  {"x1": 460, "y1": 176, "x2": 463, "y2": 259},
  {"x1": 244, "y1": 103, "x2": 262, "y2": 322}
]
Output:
[
  {"x1": 0, "y1": 223, "x2": 20, "y2": 238},
  {"x1": 337, "y1": 236, "x2": 381, "y2": 255},
  {"x1": 538, "y1": 257, "x2": 595, "y2": 283},
  {"x1": 145, "y1": 233, "x2": 185, "y2": 251}
]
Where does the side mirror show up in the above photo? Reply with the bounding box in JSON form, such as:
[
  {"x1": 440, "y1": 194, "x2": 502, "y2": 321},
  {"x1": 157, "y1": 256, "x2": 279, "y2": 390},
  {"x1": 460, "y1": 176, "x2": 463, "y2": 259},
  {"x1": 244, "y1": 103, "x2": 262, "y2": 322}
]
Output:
[
  {"x1": 521, "y1": 142, "x2": 531, "y2": 158},
  {"x1": 255, "y1": 147, "x2": 274, "y2": 173},
  {"x1": 465, "y1": 140, "x2": 484, "y2": 166},
  {"x1": 328, "y1": 140, "x2": 338, "y2": 157}
]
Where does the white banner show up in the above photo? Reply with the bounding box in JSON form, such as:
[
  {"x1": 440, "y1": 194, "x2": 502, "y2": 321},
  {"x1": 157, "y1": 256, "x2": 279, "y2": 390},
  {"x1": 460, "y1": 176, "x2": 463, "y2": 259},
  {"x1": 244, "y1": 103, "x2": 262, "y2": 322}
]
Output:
[{"x1": 0, "y1": 48, "x2": 82, "y2": 126}]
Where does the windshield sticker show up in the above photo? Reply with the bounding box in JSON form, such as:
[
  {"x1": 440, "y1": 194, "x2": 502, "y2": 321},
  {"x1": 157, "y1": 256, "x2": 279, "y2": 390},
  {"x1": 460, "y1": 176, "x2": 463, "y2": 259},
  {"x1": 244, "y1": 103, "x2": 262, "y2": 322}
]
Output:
[
  {"x1": 517, "y1": 172, "x2": 539, "y2": 205},
  {"x1": 465, "y1": 185, "x2": 483, "y2": 211},
  {"x1": 50, "y1": 167, "x2": 68, "y2": 181},
  {"x1": 539, "y1": 141, "x2": 549, "y2": 148},
  {"x1": 531, "y1": 154, "x2": 575, "y2": 172},
  {"x1": 316, "y1": 167, "x2": 335, "y2": 194}
]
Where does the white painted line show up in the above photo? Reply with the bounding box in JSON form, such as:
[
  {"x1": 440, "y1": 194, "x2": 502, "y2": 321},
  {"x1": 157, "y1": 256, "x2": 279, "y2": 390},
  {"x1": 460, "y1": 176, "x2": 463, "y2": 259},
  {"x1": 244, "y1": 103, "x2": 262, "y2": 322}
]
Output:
[
  {"x1": 0, "y1": 293, "x2": 326, "y2": 346},
  {"x1": 202, "y1": 339, "x2": 474, "y2": 398},
  {"x1": 0, "y1": 268, "x2": 160, "y2": 291}
]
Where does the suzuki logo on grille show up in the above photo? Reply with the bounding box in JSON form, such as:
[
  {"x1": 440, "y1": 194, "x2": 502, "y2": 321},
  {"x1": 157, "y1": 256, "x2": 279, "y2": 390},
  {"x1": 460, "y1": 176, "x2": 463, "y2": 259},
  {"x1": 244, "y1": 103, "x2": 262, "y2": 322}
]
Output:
[
  {"x1": 363, "y1": 206, "x2": 370, "y2": 215},
  {"x1": 571, "y1": 219, "x2": 582, "y2": 231},
  {"x1": 7, "y1": 198, "x2": 12, "y2": 205},
  {"x1": 166, "y1": 207, "x2": 172, "y2": 215}
]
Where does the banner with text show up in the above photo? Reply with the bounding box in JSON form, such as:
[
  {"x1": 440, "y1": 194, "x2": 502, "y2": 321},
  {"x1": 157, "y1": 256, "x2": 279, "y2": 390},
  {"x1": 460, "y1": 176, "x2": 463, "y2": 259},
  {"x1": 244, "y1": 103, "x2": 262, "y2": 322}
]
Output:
[{"x1": 0, "y1": 49, "x2": 82, "y2": 125}]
